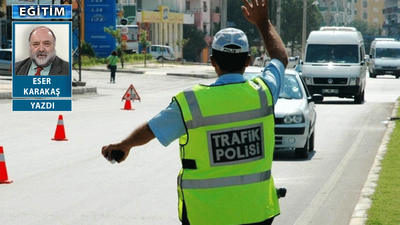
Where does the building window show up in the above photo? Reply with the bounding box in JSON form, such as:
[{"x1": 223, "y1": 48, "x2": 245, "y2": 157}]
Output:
[
  {"x1": 203, "y1": 1, "x2": 208, "y2": 12},
  {"x1": 363, "y1": 12, "x2": 367, "y2": 19},
  {"x1": 186, "y1": 1, "x2": 190, "y2": 11},
  {"x1": 363, "y1": 0, "x2": 367, "y2": 8}
]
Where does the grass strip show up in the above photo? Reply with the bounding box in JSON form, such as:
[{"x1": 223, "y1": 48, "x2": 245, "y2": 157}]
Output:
[{"x1": 366, "y1": 107, "x2": 400, "y2": 225}]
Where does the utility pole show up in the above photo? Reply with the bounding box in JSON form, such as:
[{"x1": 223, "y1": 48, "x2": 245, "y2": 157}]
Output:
[
  {"x1": 221, "y1": 0, "x2": 227, "y2": 29},
  {"x1": 276, "y1": 0, "x2": 281, "y2": 35},
  {"x1": 327, "y1": 0, "x2": 331, "y2": 26},
  {"x1": 302, "y1": 0, "x2": 307, "y2": 59},
  {"x1": 343, "y1": 0, "x2": 347, "y2": 25}
]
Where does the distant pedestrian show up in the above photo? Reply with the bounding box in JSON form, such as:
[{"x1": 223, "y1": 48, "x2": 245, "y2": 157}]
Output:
[{"x1": 106, "y1": 50, "x2": 118, "y2": 83}]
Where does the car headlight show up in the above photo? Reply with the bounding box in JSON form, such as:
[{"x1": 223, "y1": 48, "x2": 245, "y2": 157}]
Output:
[
  {"x1": 283, "y1": 110, "x2": 305, "y2": 124},
  {"x1": 305, "y1": 77, "x2": 312, "y2": 85},
  {"x1": 349, "y1": 77, "x2": 359, "y2": 85}
]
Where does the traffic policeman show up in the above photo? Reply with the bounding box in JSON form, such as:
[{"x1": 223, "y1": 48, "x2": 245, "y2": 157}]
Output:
[{"x1": 102, "y1": 0, "x2": 288, "y2": 224}]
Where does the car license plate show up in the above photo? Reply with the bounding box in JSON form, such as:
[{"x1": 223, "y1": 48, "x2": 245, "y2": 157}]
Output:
[
  {"x1": 385, "y1": 71, "x2": 394, "y2": 74},
  {"x1": 322, "y1": 89, "x2": 339, "y2": 94}
]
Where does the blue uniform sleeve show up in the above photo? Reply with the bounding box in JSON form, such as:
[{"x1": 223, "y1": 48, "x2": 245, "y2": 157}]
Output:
[
  {"x1": 148, "y1": 100, "x2": 186, "y2": 147},
  {"x1": 260, "y1": 59, "x2": 285, "y2": 105}
]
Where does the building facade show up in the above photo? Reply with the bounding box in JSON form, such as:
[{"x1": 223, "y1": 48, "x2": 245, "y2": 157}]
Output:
[
  {"x1": 318, "y1": 0, "x2": 384, "y2": 29},
  {"x1": 382, "y1": 0, "x2": 400, "y2": 36}
]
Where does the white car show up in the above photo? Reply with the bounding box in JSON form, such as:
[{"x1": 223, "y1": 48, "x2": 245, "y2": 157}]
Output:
[
  {"x1": 253, "y1": 56, "x2": 269, "y2": 67},
  {"x1": 244, "y1": 67, "x2": 323, "y2": 158},
  {"x1": 150, "y1": 45, "x2": 175, "y2": 61}
]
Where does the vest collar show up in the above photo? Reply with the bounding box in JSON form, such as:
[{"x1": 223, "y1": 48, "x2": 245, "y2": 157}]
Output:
[{"x1": 212, "y1": 73, "x2": 245, "y2": 85}]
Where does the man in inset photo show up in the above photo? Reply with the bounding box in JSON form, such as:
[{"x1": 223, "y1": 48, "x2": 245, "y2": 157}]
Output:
[{"x1": 15, "y1": 26, "x2": 69, "y2": 76}]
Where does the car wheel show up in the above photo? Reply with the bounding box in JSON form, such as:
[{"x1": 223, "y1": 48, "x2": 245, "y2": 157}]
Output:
[
  {"x1": 370, "y1": 71, "x2": 376, "y2": 78},
  {"x1": 354, "y1": 90, "x2": 364, "y2": 104},
  {"x1": 295, "y1": 139, "x2": 309, "y2": 159},
  {"x1": 157, "y1": 56, "x2": 164, "y2": 62},
  {"x1": 309, "y1": 132, "x2": 315, "y2": 152},
  {"x1": 361, "y1": 90, "x2": 365, "y2": 102}
]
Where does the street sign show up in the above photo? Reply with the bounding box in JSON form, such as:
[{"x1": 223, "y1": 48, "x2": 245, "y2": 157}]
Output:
[
  {"x1": 122, "y1": 84, "x2": 141, "y2": 101},
  {"x1": 121, "y1": 34, "x2": 128, "y2": 41},
  {"x1": 84, "y1": 0, "x2": 116, "y2": 57},
  {"x1": 121, "y1": 18, "x2": 128, "y2": 25},
  {"x1": 120, "y1": 25, "x2": 128, "y2": 34}
]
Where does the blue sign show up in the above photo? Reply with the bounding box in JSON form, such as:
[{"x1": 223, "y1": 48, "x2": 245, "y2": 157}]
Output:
[
  {"x1": 12, "y1": 21, "x2": 72, "y2": 112},
  {"x1": 12, "y1": 76, "x2": 71, "y2": 98},
  {"x1": 84, "y1": 0, "x2": 116, "y2": 58},
  {"x1": 12, "y1": 5, "x2": 72, "y2": 20},
  {"x1": 13, "y1": 99, "x2": 72, "y2": 111}
]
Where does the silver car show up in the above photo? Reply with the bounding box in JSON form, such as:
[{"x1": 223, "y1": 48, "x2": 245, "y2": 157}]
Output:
[{"x1": 244, "y1": 67, "x2": 323, "y2": 158}]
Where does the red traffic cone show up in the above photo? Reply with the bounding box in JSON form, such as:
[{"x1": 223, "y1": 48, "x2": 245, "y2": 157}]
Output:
[
  {"x1": 0, "y1": 146, "x2": 13, "y2": 184},
  {"x1": 52, "y1": 115, "x2": 68, "y2": 141},
  {"x1": 122, "y1": 99, "x2": 134, "y2": 110}
]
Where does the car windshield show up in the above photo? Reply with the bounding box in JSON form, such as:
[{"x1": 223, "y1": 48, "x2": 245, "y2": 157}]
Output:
[
  {"x1": 279, "y1": 75, "x2": 302, "y2": 99},
  {"x1": 305, "y1": 44, "x2": 359, "y2": 63},
  {"x1": 375, "y1": 48, "x2": 400, "y2": 59}
]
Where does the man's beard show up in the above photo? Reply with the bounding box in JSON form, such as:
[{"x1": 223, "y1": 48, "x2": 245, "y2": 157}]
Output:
[{"x1": 30, "y1": 49, "x2": 56, "y2": 67}]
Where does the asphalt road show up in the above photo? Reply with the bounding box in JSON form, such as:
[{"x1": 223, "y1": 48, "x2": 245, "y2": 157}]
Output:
[{"x1": 0, "y1": 67, "x2": 399, "y2": 225}]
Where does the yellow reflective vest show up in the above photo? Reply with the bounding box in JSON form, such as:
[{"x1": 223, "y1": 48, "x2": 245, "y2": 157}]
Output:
[{"x1": 174, "y1": 77, "x2": 280, "y2": 225}]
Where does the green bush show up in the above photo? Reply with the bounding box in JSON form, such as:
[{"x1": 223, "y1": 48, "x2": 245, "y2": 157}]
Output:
[
  {"x1": 77, "y1": 53, "x2": 154, "y2": 67},
  {"x1": 81, "y1": 42, "x2": 96, "y2": 57}
]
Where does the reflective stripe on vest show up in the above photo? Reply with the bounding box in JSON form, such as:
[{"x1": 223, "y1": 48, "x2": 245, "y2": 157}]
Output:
[
  {"x1": 0, "y1": 153, "x2": 4, "y2": 162},
  {"x1": 183, "y1": 83, "x2": 273, "y2": 129},
  {"x1": 181, "y1": 170, "x2": 271, "y2": 189}
]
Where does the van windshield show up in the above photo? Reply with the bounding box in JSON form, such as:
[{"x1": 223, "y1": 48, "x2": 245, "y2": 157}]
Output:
[
  {"x1": 375, "y1": 48, "x2": 400, "y2": 59},
  {"x1": 306, "y1": 44, "x2": 359, "y2": 63}
]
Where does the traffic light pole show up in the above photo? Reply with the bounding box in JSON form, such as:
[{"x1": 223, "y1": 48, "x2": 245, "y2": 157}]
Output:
[{"x1": 72, "y1": 0, "x2": 85, "y2": 86}]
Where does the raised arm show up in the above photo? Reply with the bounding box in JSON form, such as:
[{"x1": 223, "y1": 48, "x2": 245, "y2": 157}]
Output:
[{"x1": 241, "y1": 0, "x2": 288, "y2": 67}]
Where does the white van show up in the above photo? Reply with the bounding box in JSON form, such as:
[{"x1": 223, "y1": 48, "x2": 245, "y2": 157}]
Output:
[
  {"x1": 369, "y1": 38, "x2": 400, "y2": 78},
  {"x1": 150, "y1": 45, "x2": 175, "y2": 61},
  {"x1": 302, "y1": 27, "x2": 367, "y2": 104}
]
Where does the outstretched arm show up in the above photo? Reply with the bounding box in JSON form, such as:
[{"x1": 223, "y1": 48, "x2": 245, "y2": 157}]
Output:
[
  {"x1": 241, "y1": 0, "x2": 288, "y2": 67},
  {"x1": 102, "y1": 123, "x2": 155, "y2": 163}
]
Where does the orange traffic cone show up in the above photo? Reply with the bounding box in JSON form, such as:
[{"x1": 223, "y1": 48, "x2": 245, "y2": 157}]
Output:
[
  {"x1": 0, "y1": 146, "x2": 13, "y2": 184},
  {"x1": 122, "y1": 99, "x2": 134, "y2": 110},
  {"x1": 52, "y1": 115, "x2": 68, "y2": 141}
]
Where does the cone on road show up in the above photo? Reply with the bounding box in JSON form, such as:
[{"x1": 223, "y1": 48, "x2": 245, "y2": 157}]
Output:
[
  {"x1": 0, "y1": 146, "x2": 13, "y2": 184},
  {"x1": 122, "y1": 99, "x2": 134, "y2": 110},
  {"x1": 122, "y1": 93, "x2": 134, "y2": 110},
  {"x1": 52, "y1": 115, "x2": 68, "y2": 141}
]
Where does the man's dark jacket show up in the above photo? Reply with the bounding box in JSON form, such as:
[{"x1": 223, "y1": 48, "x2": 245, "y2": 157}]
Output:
[{"x1": 14, "y1": 56, "x2": 69, "y2": 75}]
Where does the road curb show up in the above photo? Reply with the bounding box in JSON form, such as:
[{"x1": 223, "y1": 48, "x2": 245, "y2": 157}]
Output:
[
  {"x1": 349, "y1": 98, "x2": 399, "y2": 225},
  {"x1": 0, "y1": 92, "x2": 11, "y2": 99},
  {"x1": 82, "y1": 68, "x2": 145, "y2": 74},
  {"x1": 167, "y1": 73, "x2": 217, "y2": 79}
]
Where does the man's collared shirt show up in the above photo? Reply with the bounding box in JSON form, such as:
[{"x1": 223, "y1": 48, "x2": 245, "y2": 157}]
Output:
[{"x1": 28, "y1": 62, "x2": 52, "y2": 76}]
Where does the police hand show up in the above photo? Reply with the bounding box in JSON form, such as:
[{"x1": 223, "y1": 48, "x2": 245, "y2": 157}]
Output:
[
  {"x1": 102, "y1": 143, "x2": 130, "y2": 163},
  {"x1": 241, "y1": 0, "x2": 269, "y2": 27}
]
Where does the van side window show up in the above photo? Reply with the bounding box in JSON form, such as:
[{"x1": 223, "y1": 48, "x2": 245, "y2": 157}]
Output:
[
  {"x1": 0, "y1": 51, "x2": 6, "y2": 60},
  {"x1": 360, "y1": 46, "x2": 364, "y2": 62}
]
